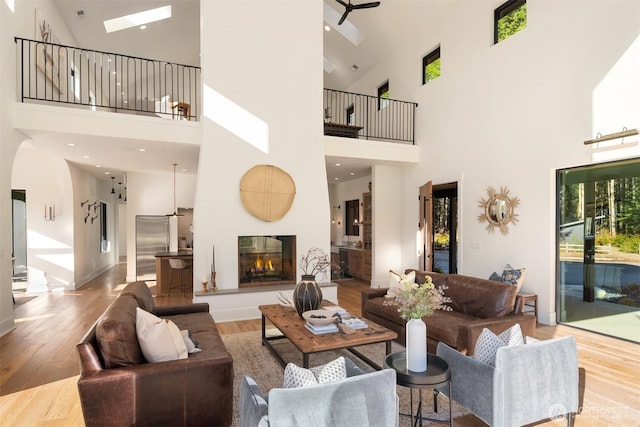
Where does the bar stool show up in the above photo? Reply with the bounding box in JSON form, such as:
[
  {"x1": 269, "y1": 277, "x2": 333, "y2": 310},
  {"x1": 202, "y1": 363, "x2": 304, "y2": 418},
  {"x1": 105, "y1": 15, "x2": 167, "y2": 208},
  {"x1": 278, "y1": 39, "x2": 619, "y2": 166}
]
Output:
[{"x1": 168, "y1": 258, "x2": 192, "y2": 295}]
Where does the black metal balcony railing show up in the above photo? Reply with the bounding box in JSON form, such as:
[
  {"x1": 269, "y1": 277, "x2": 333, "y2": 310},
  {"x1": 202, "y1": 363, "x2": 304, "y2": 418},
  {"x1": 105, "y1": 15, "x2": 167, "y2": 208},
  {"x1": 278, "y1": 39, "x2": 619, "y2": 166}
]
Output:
[
  {"x1": 323, "y1": 88, "x2": 418, "y2": 144},
  {"x1": 15, "y1": 38, "x2": 200, "y2": 121}
]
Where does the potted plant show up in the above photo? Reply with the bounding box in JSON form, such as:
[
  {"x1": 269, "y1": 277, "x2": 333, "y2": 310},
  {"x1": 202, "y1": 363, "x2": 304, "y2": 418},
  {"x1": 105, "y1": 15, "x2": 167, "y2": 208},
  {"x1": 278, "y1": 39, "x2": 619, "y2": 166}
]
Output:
[
  {"x1": 293, "y1": 248, "x2": 332, "y2": 318},
  {"x1": 388, "y1": 270, "x2": 451, "y2": 371}
]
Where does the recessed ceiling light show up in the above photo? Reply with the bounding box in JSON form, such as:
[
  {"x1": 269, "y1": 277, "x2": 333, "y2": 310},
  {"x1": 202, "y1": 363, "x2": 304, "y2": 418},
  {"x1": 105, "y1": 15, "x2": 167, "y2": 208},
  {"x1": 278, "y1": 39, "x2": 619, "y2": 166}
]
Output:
[
  {"x1": 112, "y1": 71, "x2": 116, "y2": 75},
  {"x1": 324, "y1": 25, "x2": 331, "y2": 32},
  {"x1": 104, "y1": 5, "x2": 172, "y2": 33},
  {"x1": 96, "y1": 165, "x2": 101, "y2": 168},
  {"x1": 83, "y1": 155, "x2": 90, "y2": 159},
  {"x1": 350, "y1": 172, "x2": 355, "y2": 176},
  {"x1": 140, "y1": 25, "x2": 147, "y2": 30},
  {"x1": 67, "y1": 143, "x2": 75, "y2": 147},
  {"x1": 138, "y1": 148, "x2": 146, "y2": 152},
  {"x1": 334, "y1": 177, "x2": 340, "y2": 180},
  {"x1": 105, "y1": 171, "x2": 111, "y2": 175},
  {"x1": 335, "y1": 163, "x2": 341, "y2": 166},
  {"x1": 181, "y1": 168, "x2": 187, "y2": 172}
]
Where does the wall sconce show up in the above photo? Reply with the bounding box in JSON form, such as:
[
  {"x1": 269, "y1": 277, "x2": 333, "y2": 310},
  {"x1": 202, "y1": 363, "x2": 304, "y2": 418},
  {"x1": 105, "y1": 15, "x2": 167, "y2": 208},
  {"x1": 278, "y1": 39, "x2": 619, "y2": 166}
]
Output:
[
  {"x1": 84, "y1": 212, "x2": 91, "y2": 223},
  {"x1": 90, "y1": 214, "x2": 99, "y2": 224},
  {"x1": 80, "y1": 200, "x2": 89, "y2": 208},
  {"x1": 44, "y1": 204, "x2": 55, "y2": 222},
  {"x1": 332, "y1": 205, "x2": 341, "y2": 225}
]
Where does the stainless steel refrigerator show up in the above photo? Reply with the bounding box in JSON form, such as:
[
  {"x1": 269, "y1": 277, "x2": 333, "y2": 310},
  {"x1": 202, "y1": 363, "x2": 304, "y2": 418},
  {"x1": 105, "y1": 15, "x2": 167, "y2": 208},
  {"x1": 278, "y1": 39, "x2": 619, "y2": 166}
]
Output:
[{"x1": 135, "y1": 215, "x2": 169, "y2": 281}]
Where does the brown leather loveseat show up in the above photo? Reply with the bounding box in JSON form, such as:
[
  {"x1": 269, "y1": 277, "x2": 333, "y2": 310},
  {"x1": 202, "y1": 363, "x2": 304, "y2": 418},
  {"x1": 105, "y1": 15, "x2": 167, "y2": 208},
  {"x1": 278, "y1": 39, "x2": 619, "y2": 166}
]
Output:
[
  {"x1": 362, "y1": 270, "x2": 536, "y2": 355},
  {"x1": 76, "y1": 282, "x2": 233, "y2": 426}
]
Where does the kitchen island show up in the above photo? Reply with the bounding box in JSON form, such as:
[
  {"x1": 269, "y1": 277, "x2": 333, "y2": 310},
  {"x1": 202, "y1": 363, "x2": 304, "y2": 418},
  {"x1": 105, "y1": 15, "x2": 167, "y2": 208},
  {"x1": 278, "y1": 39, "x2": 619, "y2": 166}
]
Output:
[{"x1": 155, "y1": 252, "x2": 193, "y2": 296}]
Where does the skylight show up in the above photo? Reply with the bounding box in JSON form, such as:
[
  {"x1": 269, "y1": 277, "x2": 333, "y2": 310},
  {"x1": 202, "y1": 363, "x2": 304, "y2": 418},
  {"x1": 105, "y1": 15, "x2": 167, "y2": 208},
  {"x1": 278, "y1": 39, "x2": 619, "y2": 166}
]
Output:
[{"x1": 104, "y1": 5, "x2": 171, "y2": 33}]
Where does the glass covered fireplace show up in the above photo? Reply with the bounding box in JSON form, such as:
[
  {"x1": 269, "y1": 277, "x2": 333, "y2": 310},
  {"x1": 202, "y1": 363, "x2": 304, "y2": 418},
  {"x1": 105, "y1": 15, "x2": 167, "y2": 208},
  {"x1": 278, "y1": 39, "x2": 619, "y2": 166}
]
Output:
[{"x1": 238, "y1": 235, "x2": 296, "y2": 288}]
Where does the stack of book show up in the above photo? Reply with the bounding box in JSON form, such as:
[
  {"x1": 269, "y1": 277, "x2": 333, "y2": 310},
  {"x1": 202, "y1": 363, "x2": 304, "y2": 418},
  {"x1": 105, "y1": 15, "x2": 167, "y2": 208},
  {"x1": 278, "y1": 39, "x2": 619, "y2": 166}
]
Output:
[
  {"x1": 341, "y1": 317, "x2": 368, "y2": 329},
  {"x1": 305, "y1": 322, "x2": 339, "y2": 335}
]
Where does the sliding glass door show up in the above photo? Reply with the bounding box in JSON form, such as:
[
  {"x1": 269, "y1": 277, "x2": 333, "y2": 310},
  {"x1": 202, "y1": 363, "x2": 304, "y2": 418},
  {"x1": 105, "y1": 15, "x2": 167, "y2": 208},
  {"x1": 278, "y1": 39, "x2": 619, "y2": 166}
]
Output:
[{"x1": 557, "y1": 158, "x2": 640, "y2": 342}]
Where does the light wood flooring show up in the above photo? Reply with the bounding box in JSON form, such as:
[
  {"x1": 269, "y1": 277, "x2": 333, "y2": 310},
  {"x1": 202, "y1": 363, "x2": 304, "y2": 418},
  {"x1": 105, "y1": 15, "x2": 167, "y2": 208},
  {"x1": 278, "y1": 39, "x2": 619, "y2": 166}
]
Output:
[{"x1": 1, "y1": 262, "x2": 638, "y2": 426}]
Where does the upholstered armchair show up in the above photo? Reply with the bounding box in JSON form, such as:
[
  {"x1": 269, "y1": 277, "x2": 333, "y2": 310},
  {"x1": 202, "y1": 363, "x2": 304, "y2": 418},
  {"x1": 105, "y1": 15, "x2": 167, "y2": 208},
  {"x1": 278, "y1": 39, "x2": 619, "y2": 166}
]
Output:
[
  {"x1": 436, "y1": 336, "x2": 579, "y2": 427},
  {"x1": 240, "y1": 358, "x2": 398, "y2": 427}
]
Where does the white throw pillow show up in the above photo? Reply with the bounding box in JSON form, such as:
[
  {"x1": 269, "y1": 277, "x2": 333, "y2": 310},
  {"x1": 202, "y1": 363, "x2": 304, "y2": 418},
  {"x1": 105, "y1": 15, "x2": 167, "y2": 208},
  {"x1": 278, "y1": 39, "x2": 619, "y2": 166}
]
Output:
[
  {"x1": 283, "y1": 356, "x2": 347, "y2": 388},
  {"x1": 136, "y1": 307, "x2": 188, "y2": 363},
  {"x1": 473, "y1": 324, "x2": 524, "y2": 366},
  {"x1": 387, "y1": 270, "x2": 415, "y2": 297}
]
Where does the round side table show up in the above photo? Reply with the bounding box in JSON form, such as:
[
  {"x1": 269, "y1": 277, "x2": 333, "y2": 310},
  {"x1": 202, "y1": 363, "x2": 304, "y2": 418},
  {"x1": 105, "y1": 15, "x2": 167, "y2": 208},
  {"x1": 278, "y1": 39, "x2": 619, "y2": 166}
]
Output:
[{"x1": 384, "y1": 352, "x2": 452, "y2": 426}]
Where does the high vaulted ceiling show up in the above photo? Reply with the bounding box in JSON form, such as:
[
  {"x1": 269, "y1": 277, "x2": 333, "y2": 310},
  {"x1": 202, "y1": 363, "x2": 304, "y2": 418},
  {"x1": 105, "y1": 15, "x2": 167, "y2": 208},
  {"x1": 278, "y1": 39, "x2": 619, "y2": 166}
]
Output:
[{"x1": 43, "y1": 0, "x2": 425, "y2": 183}]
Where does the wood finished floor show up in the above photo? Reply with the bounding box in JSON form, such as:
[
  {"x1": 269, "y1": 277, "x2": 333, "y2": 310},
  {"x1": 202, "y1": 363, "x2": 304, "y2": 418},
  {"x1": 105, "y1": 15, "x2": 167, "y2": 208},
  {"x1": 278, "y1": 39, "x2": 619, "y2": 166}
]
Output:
[{"x1": 1, "y1": 262, "x2": 638, "y2": 426}]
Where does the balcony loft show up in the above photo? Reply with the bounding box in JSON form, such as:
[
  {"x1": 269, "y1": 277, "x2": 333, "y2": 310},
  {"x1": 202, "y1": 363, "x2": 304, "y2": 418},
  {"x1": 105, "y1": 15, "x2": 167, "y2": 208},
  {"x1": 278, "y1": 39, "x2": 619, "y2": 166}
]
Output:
[{"x1": 15, "y1": 38, "x2": 417, "y2": 144}]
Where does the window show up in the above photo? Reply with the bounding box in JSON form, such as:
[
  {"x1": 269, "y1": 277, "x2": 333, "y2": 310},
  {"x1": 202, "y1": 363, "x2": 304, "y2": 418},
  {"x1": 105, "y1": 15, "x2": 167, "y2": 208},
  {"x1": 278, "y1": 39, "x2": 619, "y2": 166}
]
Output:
[
  {"x1": 346, "y1": 104, "x2": 355, "y2": 125},
  {"x1": 377, "y1": 81, "x2": 389, "y2": 110},
  {"x1": 494, "y1": 0, "x2": 527, "y2": 44},
  {"x1": 422, "y1": 47, "x2": 441, "y2": 85}
]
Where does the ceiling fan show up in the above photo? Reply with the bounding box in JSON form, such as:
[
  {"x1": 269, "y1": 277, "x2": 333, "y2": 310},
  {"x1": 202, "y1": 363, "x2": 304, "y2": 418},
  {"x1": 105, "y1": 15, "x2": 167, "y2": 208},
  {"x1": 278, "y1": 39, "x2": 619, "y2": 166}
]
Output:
[{"x1": 335, "y1": 0, "x2": 381, "y2": 25}]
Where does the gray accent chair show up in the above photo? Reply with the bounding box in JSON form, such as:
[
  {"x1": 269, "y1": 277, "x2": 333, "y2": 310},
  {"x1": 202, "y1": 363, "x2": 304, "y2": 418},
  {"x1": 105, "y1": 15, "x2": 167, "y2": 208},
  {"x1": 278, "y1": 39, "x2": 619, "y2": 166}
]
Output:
[
  {"x1": 436, "y1": 336, "x2": 579, "y2": 427},
  {"x1": 240, "y1": 358, "x2": 398, "y2": 427}
]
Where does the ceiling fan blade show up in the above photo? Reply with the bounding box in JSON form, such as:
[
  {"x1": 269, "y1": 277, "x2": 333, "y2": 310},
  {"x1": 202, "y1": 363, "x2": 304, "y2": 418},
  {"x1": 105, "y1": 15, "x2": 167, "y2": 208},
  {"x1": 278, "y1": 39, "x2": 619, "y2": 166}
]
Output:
[
  {"x1": 335, "y1": 0, "x2": 348, "y2": 7},
  {"x1": 338, "y1": 10, "x2": 350, "y2": 25},
  {"x1": 352, "y1": 2, "x2": 381, "y2": 9}
]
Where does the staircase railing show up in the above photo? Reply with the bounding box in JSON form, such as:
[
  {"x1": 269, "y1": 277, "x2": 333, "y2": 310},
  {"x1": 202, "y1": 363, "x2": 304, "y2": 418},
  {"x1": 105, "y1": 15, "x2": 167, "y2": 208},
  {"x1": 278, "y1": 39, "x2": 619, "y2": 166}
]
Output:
[
  {"x1": 15, "y1": 37, "x2": 200, "y2": 121},
  {"x1": 323, "y1": 88, "x2": 418, "y2": 144}
]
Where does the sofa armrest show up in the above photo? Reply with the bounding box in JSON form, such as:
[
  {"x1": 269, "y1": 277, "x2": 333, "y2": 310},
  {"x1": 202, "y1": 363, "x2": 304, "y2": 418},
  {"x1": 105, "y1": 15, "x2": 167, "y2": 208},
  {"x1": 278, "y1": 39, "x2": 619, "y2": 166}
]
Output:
[
  {"x1": 154, "y1": 302, "x2": 210, "y2": 316},
  {"x1": 458, "y1": 314, "x2": 537, "y2": 355},
  {"x1": 436, "y1": 342, "x2": 499, "y2": 426},
  {"x1": 360, "y1": 288, "x2": 388, "y2": 316},
  {"x1": 78, "y1": 351, "x2": 233, "y2": 427}
]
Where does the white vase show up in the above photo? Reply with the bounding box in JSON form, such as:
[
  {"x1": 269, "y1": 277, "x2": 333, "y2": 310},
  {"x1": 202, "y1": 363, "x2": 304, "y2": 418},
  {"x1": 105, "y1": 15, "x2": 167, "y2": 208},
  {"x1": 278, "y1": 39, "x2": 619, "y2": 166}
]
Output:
[{"x1": 406, "y1": 318, "x2": 427, "y2": 372}]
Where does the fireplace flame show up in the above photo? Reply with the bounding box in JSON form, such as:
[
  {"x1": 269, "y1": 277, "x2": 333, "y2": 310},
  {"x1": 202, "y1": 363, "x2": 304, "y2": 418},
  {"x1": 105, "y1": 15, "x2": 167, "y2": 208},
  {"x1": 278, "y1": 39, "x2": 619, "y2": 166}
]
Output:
[{"x1": 252, "y1": 256, "x2": 275, "y2": 273}]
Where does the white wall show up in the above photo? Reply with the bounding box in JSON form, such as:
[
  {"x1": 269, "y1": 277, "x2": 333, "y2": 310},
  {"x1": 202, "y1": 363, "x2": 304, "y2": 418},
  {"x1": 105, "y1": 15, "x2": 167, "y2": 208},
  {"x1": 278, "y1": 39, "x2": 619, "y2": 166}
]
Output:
[
  {"x1": 0, "y1": 0, "x2": 21, "y2": 336},
  {"x1": 69, "y1": 162, "x2": 117, "y2": 286},
  {"x1": 194, "y1": 0, "x2": 327, "y2": 293},
  {"x1": 347, "y1": 0, "x2": 640, "y2": 325},
  {"x1": 329, "y1": 175, "x2": 370, "y2": 245},
  {"x1": 12, "y1": 143, "x2": 74, "y2": 290}
]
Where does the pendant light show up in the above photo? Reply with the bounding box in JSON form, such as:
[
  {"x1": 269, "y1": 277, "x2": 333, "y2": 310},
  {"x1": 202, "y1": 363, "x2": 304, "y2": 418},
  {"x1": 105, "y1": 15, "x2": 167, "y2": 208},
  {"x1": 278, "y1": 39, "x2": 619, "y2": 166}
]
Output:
[
  {"x1": 110, "y1": 176, "x2": 116, "y2": 194},
  {"x1": 166, "y1": 163, "x2": 184, "y2": 216}
]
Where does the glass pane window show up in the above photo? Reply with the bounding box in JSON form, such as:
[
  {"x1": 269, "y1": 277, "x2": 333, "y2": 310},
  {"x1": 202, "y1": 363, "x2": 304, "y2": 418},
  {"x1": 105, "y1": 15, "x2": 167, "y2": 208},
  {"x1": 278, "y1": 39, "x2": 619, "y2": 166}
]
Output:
[
  {"x1": 423, "y1": 47, "x2": 441, "y2": 85},
  {"x1": 556, "y1": 158, "x2": 640, "y2": 343},
  {"x1": 495, "y1": 0, "x2": 527, "y2": 44},
  {"x1": 377, "y1": 81, "x2": 389, "y2": 110}
]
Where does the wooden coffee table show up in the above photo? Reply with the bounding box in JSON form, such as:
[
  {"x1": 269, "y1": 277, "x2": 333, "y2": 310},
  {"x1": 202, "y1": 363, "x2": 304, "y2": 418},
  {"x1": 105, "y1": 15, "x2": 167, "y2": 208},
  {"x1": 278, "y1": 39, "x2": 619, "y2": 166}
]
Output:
[{"x1": 259, "y1": 303, "x2": 398, "y2": 369}]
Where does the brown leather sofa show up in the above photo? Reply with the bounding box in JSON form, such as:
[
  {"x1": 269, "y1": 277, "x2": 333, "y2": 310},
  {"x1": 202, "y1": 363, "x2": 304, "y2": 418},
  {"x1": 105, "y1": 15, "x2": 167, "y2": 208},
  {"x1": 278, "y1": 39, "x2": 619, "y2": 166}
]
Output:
[
  {"x1": 76, "y1": 282, "x2": 233, "y2": 427},
  {"x1": 362, "y1": 270, "x2": 537, "y2": 355}
]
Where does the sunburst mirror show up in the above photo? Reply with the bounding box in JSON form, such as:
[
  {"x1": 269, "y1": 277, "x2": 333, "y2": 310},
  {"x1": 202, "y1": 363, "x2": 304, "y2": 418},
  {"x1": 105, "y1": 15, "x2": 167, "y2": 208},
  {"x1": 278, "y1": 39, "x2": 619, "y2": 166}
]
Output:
[{"x1": 477, "y1": 186, "x2": 520, "y2": 235}]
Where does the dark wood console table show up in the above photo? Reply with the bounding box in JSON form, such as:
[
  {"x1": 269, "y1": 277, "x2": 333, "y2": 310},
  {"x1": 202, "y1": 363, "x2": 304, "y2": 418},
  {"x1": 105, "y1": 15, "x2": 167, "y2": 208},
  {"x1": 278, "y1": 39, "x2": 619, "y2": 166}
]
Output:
[{"x1": 324, "y1": 122, "x2": 363, "y2": 138}]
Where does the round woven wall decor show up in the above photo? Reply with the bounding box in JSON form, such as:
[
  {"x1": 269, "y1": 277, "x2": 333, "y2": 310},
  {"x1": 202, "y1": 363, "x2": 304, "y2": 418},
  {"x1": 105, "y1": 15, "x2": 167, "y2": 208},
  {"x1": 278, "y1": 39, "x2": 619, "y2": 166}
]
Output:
[{"x1": 239, "y1": 165, "x2": 296, "y2": 222}]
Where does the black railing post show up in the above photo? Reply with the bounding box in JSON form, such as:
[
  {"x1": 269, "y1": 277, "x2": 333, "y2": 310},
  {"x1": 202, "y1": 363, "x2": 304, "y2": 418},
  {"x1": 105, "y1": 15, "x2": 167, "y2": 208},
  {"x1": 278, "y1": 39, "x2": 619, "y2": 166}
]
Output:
[
  {"x1": 15, "y1": 37, "x2": 201, "y2": 121},
  {"x1": 323, "y1": 88, "x2": 417, "y2": 144}
]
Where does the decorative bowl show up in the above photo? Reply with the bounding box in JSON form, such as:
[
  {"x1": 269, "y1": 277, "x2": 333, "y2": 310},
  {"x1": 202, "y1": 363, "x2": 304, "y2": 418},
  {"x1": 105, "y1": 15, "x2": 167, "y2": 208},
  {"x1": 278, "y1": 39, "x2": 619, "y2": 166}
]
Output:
[{"x1": 302, "y1": 310, "x2": 338, "y2": 326}]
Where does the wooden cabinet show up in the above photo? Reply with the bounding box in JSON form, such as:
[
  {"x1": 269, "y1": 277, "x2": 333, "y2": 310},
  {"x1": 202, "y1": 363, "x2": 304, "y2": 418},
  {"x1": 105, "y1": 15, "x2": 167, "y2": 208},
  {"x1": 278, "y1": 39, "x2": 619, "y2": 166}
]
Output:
[
  {"x1": 348, "y1": 249, "x2": 363, "y2": 278},
  {"x1": 362, "y1": 192, "x2": 372, "y2": 281}
]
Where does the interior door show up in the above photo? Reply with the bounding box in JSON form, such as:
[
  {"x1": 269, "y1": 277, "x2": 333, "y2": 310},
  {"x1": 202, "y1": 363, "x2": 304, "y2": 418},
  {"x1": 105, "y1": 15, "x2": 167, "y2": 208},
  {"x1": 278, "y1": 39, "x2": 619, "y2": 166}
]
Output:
[{"x1": 419, "y1": 181, "x2": 433, "y2": 271}]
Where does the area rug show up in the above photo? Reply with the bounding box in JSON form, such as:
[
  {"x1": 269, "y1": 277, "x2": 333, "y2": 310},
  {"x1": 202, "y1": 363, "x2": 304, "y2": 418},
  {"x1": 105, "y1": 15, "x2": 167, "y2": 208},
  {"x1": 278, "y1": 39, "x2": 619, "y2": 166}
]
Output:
[{"x1": 222, "y1": 330, "x2": 468, "y2": 426}]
